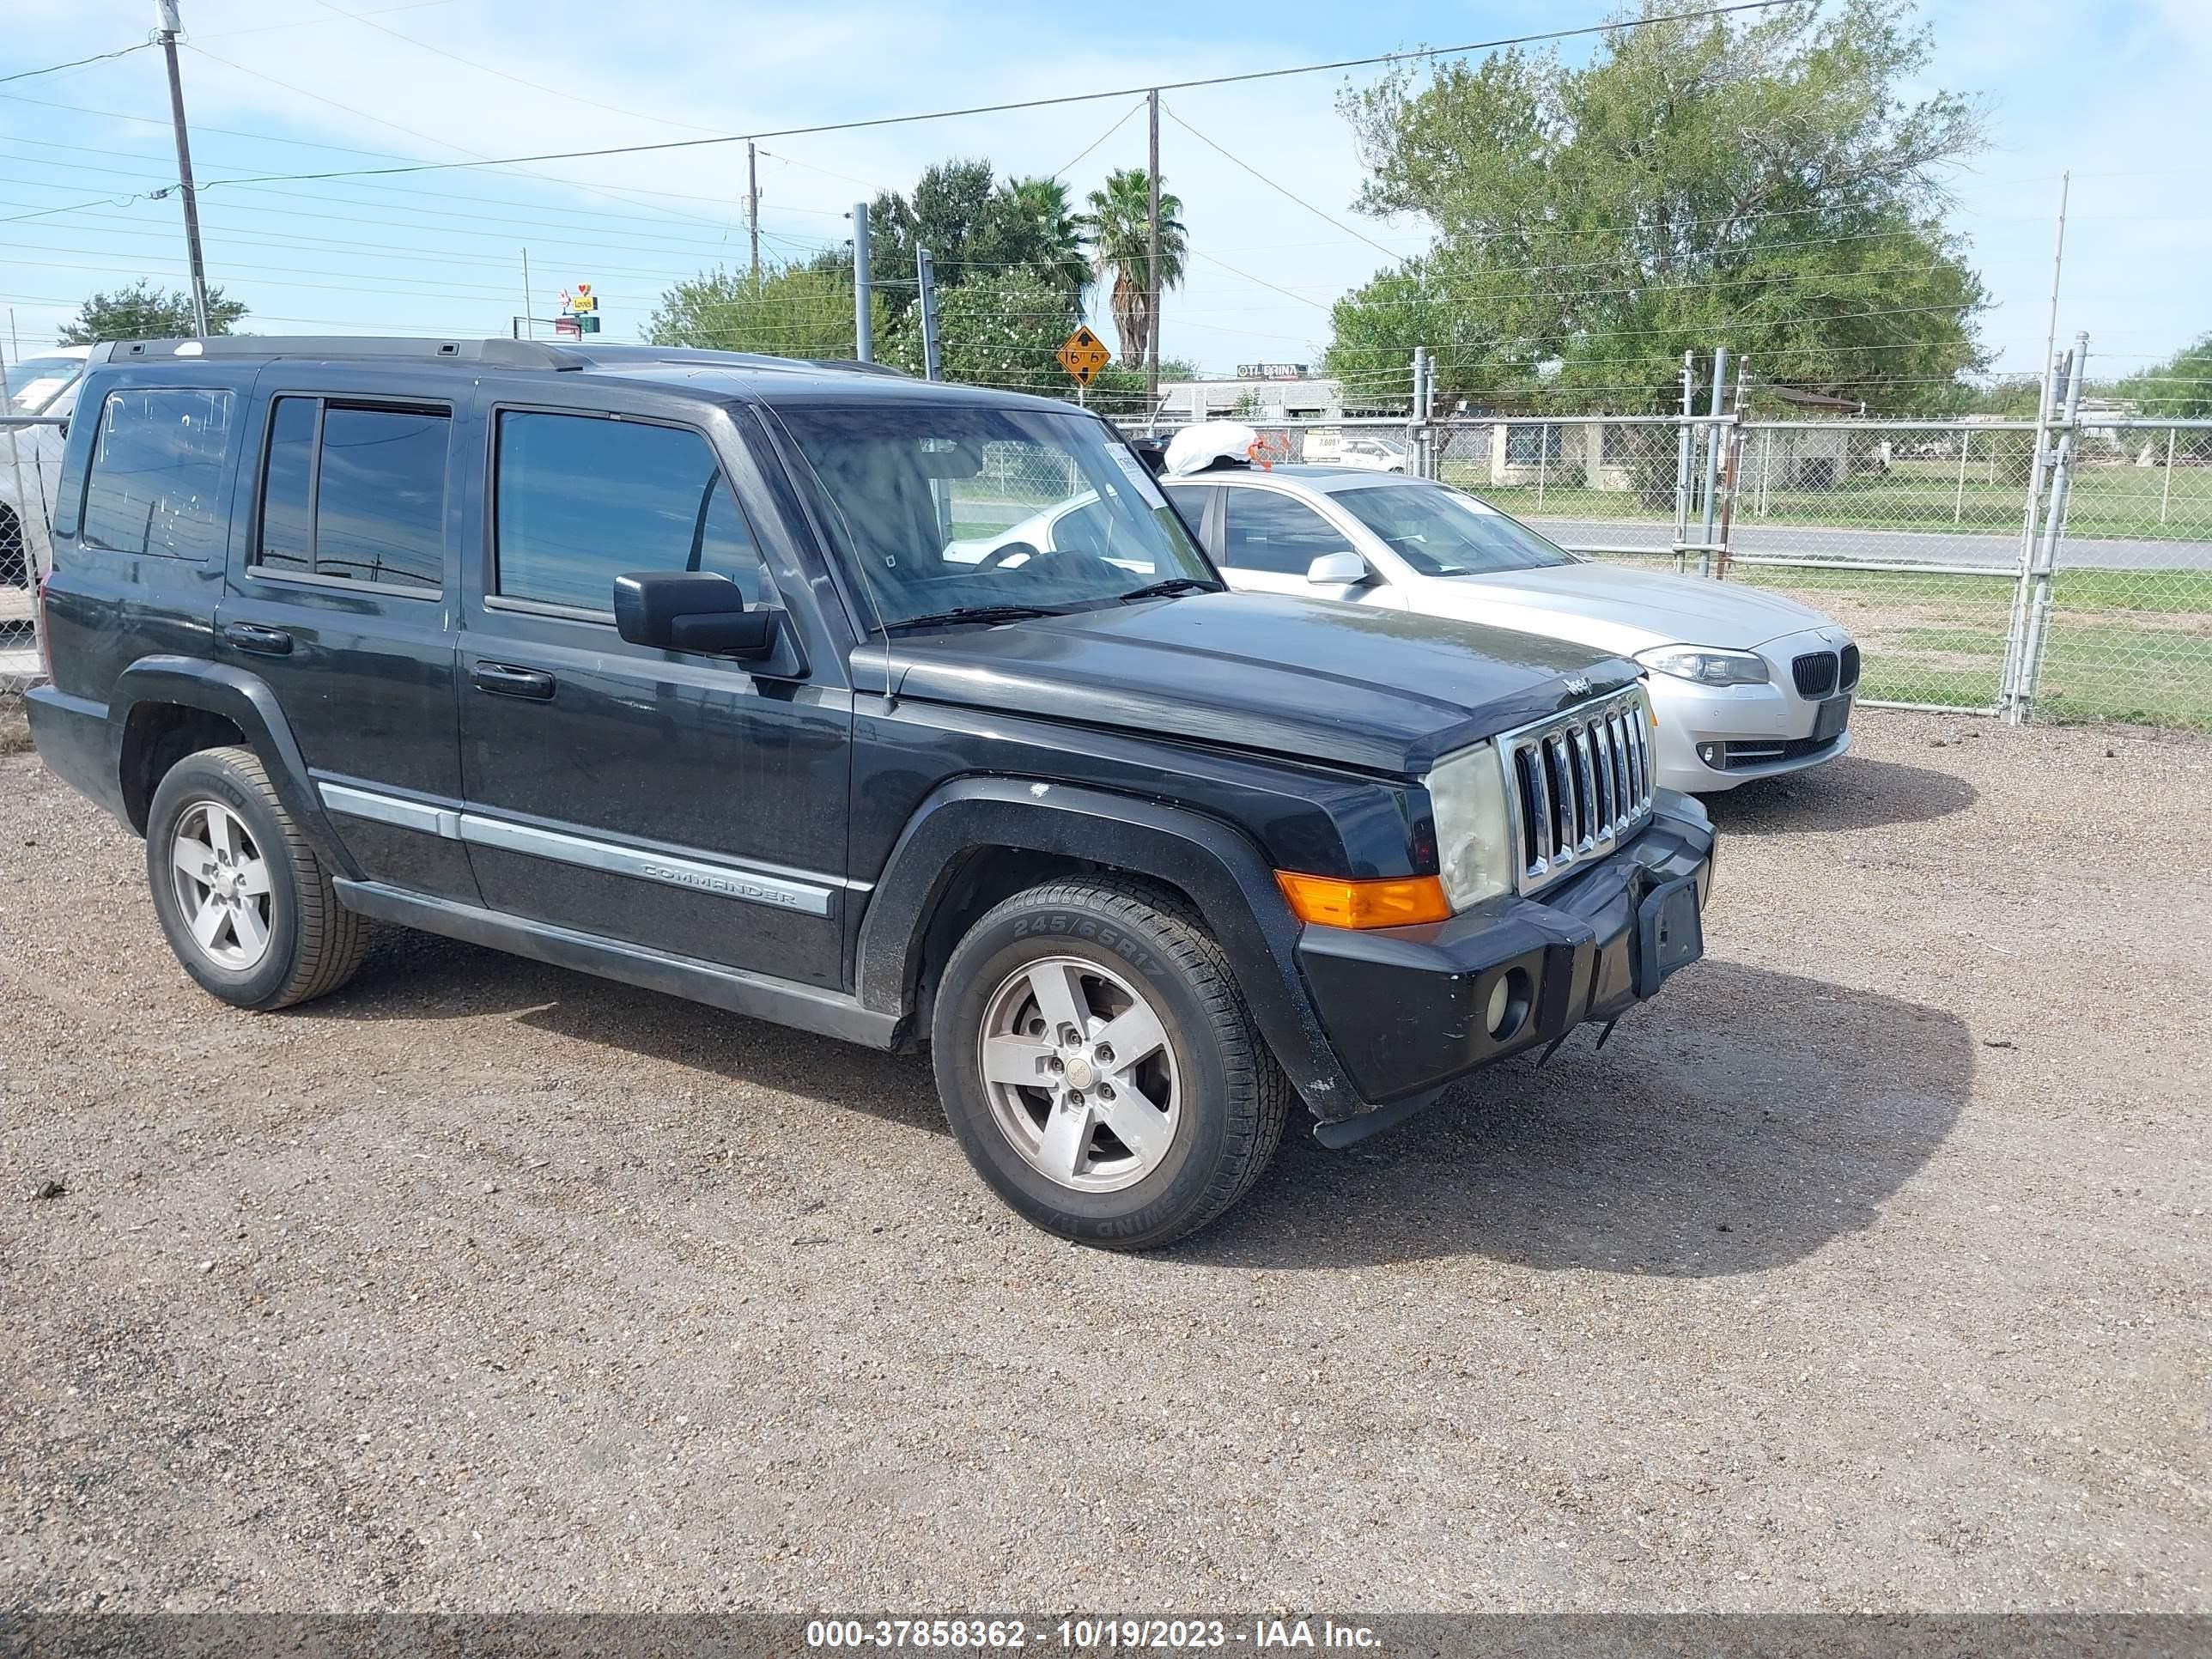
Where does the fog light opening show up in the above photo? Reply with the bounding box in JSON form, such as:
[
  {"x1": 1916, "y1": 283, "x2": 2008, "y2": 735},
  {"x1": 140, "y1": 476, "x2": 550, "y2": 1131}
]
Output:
[
  {"x1": 1486, "y1": 968, "x2": 1532, "y2": 1041},
  {"x1": 1696, "y1": 742, "x2": 1725, "y2": 769}
]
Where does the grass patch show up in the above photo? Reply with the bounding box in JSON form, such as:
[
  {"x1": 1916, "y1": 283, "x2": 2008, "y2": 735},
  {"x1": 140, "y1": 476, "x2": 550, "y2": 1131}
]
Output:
[{"x1": 1458, "y1": 455, "x2": 2212, "y2": 544}]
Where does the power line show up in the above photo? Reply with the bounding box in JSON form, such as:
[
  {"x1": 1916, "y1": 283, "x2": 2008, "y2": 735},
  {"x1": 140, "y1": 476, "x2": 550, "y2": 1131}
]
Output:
[
  {"x1": 186, "y1": 3, "x2": 1795, "y2": 192},
  {"x1": 0, "y1": 41, "x2": 153, "y2": 86},
  {"x1": 296, "y1": 0, "x2": 728, "y2": 136},
  {"x1": 1161, "y1": 102, "x2": 1408, "y2": 264}
]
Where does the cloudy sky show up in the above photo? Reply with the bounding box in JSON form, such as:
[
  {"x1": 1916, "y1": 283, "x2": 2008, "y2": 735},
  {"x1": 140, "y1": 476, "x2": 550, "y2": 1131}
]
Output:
[{"x1": 3, "y1": 0, "x2": 2205, "y2": 390}]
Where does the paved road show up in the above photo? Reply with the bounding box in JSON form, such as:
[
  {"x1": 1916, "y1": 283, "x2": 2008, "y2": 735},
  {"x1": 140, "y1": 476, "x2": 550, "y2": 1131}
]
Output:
[{"x1": 1525, "y1": 516, "x2": 2212, "y2": 570}]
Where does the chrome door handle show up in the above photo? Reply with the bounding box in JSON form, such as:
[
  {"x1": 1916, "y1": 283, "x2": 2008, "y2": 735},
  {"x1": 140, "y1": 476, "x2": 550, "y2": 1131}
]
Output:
[
  {"x1": 222, "y1": 622, "x2": 293, "y2": 656},
  {"x1": 471, "y1": 662, "x2": 556, "y2": 701}
]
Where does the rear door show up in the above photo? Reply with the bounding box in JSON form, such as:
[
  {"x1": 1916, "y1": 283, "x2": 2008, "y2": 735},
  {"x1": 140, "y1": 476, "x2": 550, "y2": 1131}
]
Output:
[
  {"x1": 217, "y1": 365, "x2": 474, "y2": 902},
  {"x1": 455, "y1": 388, "x2": 853, "y2": 990}
]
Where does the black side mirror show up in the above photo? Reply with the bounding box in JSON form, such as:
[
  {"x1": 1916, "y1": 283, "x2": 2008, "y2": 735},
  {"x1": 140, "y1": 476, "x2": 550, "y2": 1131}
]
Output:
[{"x1": 613, "y1": 570, "x2": 779, "y2": 659}]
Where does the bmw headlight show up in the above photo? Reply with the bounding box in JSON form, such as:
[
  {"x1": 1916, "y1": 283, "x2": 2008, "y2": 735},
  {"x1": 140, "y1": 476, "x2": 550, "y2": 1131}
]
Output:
[
  {"x1": 1426, "y1": 743, "x2": 1515, "y2": 910},
  {"x1": 1636, "y1": 645, "x2": 1770, "y2": 686}
]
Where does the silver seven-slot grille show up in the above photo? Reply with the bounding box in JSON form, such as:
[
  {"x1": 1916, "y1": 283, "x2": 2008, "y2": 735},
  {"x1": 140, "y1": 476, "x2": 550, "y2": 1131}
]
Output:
[{"x1": 1498, "y1": 688, "x2": 1656, "y2": 893}]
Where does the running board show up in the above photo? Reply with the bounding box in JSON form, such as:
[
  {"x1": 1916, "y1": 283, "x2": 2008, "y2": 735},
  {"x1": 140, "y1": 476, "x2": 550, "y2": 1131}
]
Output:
[{"x1": 332, "y1": 879, "x2": 902, "y2": 1051}]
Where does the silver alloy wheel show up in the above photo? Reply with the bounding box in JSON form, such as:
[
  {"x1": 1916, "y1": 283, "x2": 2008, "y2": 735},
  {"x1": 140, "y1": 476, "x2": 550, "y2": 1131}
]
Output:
[
  {"x1": 169, "y1": 799, "x2": 275, "y2": 971},
  {"x1": 977, "y1": 955, "x2": 1181, "y2": 1194}
]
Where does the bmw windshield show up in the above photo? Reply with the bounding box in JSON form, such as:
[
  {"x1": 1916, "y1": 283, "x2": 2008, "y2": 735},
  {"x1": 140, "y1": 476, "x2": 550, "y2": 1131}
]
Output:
[
  {"x1": 1335, "y1": 483, "x2": 1580, "y2": 577},
  {"x1": 5, "y1": 354, "x2": 85, "y2": 416},
  {"x1": 773, "y1": 402, "x2": 1217, "y2": 629}
]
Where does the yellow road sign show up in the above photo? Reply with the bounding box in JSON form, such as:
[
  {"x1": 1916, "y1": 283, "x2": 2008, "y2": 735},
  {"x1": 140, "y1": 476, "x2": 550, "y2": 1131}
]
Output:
[{"x1": 1056, "y1": 325, "x2": 1111, "y2": 386}]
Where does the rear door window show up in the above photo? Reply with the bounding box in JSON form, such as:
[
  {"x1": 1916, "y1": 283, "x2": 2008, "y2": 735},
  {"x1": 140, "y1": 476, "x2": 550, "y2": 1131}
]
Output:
[
  {"x1": 80, "y1": 386, "x2": 234, "y2": 560},
  {"x1": 252, "y1": 396, "x2": 449, "y2": 593}
]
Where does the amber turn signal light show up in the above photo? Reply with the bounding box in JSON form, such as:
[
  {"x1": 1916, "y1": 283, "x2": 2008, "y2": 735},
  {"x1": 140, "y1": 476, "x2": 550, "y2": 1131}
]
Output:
[{"x1": 1274, "y1": 871, "x2": 1454, "y2": 929}]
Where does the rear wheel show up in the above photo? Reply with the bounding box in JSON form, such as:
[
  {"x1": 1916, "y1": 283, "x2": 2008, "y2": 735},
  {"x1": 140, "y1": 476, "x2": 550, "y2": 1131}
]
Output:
[
  {"x1": 145, "y1": 746, "x2": 368, "y2": 1011},
  {"x1": 931, "y1": 878, "x2": 1289, "y2": 1249}
]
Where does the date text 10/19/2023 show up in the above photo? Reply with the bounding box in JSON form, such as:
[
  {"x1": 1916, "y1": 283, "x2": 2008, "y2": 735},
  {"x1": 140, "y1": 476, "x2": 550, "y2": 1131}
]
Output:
[{"x1": 805, "y1": 1620, "x2": 1382, "y2": 1650}]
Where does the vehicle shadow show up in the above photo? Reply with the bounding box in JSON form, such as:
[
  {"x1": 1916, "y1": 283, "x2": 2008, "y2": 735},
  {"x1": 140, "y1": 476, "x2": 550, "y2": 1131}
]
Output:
[
  {"x1": 331, "y1": 927, "x2": 948, "y2": 1137},
  {"x1": 1704, "y1": 754, "x2": 1978, "y2": 836},
  {"x1": 331, "y1": 935, "x2": 1968, "y2": 1279},
  {"x1": 1178, "y1": 957, "x2": 1972, "y2": 1276}
]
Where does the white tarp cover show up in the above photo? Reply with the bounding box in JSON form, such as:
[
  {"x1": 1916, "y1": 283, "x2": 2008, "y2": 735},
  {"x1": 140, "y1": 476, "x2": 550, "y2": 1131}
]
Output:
[{"x1": 1164, "y1": 421, "x2": 1260, "y2": 477}]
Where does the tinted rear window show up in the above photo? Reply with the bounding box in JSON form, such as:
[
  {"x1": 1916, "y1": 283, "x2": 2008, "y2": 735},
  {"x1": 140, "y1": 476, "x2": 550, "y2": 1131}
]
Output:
[
  {"x1": 252, "y1": 398, "x2": 448, "y2": 592},
  {"x1": 80, "y1": 386, "x2": 235, "y2": 560}
]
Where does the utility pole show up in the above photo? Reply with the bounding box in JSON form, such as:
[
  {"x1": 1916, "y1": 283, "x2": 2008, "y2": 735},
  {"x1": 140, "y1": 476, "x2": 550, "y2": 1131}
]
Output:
[
  {"x1": 746, "y1": 142, "x2": 762, "y2": 286},
  {"x1": 520, "y1": 247, "x2": 533, "y2": 338},
  {"x1": 850, "y1": 203, "x2": 872, "y2": 362},
  {"x1": 1146, "y1": 89, "x2": 1161, "y2": 418},
  {"x1": 155, "y1": 0, "x2": 211, "y2": 337},
  {"x1": 916, "y1": 247, "x2": 941, "y2": 381}
]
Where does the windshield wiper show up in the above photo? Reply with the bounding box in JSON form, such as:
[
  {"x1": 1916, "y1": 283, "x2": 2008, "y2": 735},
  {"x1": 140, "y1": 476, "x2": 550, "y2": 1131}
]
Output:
[
  {"x1": 883, "y1": 603, "x2": 1066, "y2": 633},
  {"x1": 1117, "y1": 577, "x2": 1219, "y2": 603}
]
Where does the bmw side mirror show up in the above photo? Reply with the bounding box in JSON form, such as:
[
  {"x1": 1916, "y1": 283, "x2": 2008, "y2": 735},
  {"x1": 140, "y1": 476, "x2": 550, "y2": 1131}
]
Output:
[
  {"x1": 1306, "y1": 550, "x2": 1371, "y2": 586},
  {"x1": 613, "y1": 570, "x2": 781, "y2": 660}
]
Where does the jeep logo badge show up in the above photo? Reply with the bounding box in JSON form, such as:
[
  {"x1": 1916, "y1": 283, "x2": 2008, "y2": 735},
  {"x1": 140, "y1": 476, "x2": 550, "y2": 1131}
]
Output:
[{"x1": 1564, "y1": 675, "x2": 1591, "y2": 696}]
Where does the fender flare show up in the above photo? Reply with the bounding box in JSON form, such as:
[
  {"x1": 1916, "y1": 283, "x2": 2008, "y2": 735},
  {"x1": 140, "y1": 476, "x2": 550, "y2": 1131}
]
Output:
[
  {"x1": 109, "y1": 656, "x2": 362, "y2": 878},
  {"x1": 854, "y1": 776, "x2": 1364, "y2": 1121}
]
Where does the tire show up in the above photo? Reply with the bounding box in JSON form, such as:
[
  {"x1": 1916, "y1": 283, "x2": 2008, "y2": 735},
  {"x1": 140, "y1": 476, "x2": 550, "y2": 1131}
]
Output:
[
  {"x1": 145, "y1": 745, "x2": 369, "y2": 1012},
  {"x1": 931, "y1": 877, "x2": 1290, "y2": 1249}
]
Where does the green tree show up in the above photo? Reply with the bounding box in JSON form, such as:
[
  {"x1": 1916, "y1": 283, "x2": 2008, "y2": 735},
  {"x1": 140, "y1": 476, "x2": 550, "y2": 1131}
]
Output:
[
  {"x1": 59, "y1": 280, "x2": 246, "y2": 343},
  {"x1": 1334, "y1": 0, "x2": 1988, "y2": 412},
  {"x1": 2115, "y1": 332, "x2": 2212, "y2": 419},
  {"x1": 646, "y1": 257, "x2": 890, "y2": 359},
  {"x1": 888, "y1": 267, "x2": 1080, "y2": 396},
  {"x1": 2114, "y1": 331, "x2": 2212, "y2": 459},
  {"x1": 866, "y1": 161, "x2": 1090, "y2": 334},
  {"x1": 1079, "y1": 167, "x2": 1187, "y2": 370}
]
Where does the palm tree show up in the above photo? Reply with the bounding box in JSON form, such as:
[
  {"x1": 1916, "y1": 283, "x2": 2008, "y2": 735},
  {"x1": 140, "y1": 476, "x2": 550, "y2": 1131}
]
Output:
[
  {"x1": 1005, "y1": 175, "x2": 1088, "y2": 305},
  {"x1": 1079, "y1": 167, "x2": 1187, "y2": 370}
]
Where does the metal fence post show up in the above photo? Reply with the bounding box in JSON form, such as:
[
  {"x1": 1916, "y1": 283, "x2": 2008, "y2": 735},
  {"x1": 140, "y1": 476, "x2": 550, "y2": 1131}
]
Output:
[
  {"x1": 2160, "y1": 425, "x2": 2175, "y2": 525},
  {"x1": 851, "y1": 202, "x2": 873, "y2": 362},
  {"x1": 1954, "y1": 430, "x2": 1970, "y2": 523},
  {"x1": 1698, "y1": 346, "x2": 1728, "y2": 577},
  {"x1": 1672, "y1": 352, "x2": 1694, "y2": 571},
  {"x1": 2000, "y1": 346, "x2": 2065, "y2": 721},
  {"x1": 2011, "y1": 333, "x2": 2087, "y2": 722},
  {"x1": 1535, "y1": 422, "x2": 1548, "y2": 510},
  {"x1": 915, "y1": 246, "x2": 941, "y2": 381}
]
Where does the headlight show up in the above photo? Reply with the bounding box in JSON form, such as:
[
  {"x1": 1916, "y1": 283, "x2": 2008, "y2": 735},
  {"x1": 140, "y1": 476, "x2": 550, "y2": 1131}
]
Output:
[
  {"x1": 1636, "y1": 645, "x2": 1770, "y2": 686},
  {"x1": 1426, "y1": 742, "x2": 1515, "y2": 909}
]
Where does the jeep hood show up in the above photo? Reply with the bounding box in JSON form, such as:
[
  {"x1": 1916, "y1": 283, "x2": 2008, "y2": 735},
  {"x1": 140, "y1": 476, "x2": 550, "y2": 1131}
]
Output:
[{"x1": 862, "y1": 591, "x2": 1636, "y2": 775}]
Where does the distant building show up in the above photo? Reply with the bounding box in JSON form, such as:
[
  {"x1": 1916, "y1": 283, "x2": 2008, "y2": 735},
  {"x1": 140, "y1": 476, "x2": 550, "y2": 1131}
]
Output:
[{"x1": 1154, "y1": 374, "x2": 1406, "y2": 423}]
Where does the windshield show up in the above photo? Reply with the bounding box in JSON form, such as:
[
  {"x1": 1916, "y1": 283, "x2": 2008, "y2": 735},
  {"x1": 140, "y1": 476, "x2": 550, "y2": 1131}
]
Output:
[
  {"x1": 4, "y1": 354, "x2": 87, "y2": 416},
  {"x1": 1334, "y1": 483, "x2": 1580, "y2": 577},
  {"x1": 774, "y1": 402, "x2": 1217, "y2": 629}
]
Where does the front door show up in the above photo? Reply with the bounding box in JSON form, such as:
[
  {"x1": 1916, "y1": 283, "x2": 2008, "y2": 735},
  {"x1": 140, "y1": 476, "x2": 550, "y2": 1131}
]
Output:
[{"x1": 456, "y1": 398, "x2": 851, "y2": 989}]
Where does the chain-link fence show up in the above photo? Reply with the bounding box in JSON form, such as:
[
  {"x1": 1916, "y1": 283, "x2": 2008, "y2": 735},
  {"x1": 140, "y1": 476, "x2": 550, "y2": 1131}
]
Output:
[
  {"x1": 0, "y1": 413, "x2": 59, "y2": 756},
  {"x1": 1134, "y1": 395, "x2": 2212, "y2": 733},
  {"x1": 2030, "y1": 420, "x2": 2212, "y2": 730}
]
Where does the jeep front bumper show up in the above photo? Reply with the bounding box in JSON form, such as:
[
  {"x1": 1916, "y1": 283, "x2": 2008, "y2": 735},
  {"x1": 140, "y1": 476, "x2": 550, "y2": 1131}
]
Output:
[{"x1": 1293, "y1": 789, "x2": 1715, "y2": 1123}]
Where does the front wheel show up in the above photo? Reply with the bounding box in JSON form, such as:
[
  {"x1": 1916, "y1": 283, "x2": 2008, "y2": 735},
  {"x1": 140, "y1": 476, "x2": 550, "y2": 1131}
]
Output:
[{"x1": 931, "y1": 878, "x2": 1289, "y2": 1249}]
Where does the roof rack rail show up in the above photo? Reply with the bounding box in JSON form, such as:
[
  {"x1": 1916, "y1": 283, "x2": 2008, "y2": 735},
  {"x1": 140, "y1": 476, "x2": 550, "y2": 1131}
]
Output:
[{"x1": 109, "y1": 336, "x2": 585, "y2": 368}]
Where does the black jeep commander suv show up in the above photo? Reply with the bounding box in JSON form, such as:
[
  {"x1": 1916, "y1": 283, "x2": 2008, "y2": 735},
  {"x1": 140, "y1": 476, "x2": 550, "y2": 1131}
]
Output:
[{"x1": 28, "y1": 337, "x2": 1714, "y2": 1248}]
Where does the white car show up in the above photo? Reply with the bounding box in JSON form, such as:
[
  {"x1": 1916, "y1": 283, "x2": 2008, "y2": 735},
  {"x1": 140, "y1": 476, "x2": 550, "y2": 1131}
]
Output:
[
  {"x1": 2, "y1": 344, "x2": 94, "y2": 682},
  {"x1": 1304, "y1": 431, "x2": 1408, "y2": 473},
  {"x1": 1160, "y1": 466, "x2": 1858, "y2": 794}
]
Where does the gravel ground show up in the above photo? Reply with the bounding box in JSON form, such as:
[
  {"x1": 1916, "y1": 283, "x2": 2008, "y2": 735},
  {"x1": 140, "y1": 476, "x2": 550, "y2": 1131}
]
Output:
[{"x1": 1, "y1": 710, "x2": 2205, "y2": 1613}]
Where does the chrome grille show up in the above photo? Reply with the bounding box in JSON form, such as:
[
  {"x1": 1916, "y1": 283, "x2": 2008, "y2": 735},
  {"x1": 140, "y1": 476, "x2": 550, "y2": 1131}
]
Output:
[{"x1": 1500, "y1": 688, "x2": 1656, "y2": 893}]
